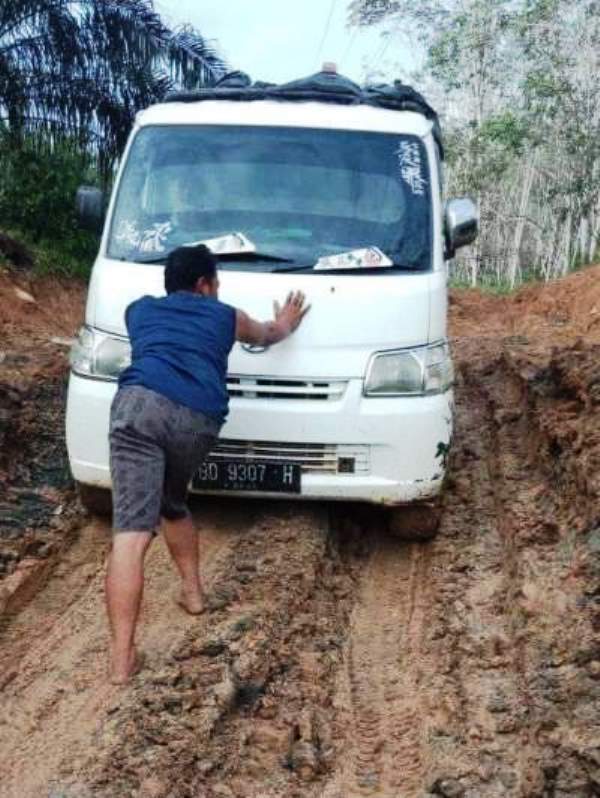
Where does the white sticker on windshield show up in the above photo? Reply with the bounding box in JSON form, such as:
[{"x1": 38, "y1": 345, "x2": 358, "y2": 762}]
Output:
[
  {"x1": 139, "y1": 222, "x2": 173, "y2": 253},
  {"x1": 188, "y1": 232, "x2": 256, "y2": 255},
  {"x1": 396, "y1": 141, "x2": 427, "y2": 196},
  {"x1": 315, "y1": 247, "x2": 393, "y2": 271}
]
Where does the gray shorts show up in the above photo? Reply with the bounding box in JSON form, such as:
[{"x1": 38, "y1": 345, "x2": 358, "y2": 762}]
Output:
[{"x1": 109, "y1": 386, "x2": 221, "y2": 534}]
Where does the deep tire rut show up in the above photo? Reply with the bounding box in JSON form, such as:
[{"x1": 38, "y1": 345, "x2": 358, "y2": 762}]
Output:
[{"x1": 326, "y1": 541, "x2": 428, "y2": 797}]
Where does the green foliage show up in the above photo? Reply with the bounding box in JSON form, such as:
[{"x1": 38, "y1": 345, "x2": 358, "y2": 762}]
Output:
[
  {"x1": 0, "y1": 1, "x2": 227, "y2": 173},
  {"x1": 444, "y1": 113, "x2": 528, "y2": 197},
  {"x1": 0, "y1": 1, "x2": 227, "y2": 277},
  {"x1": 0, "y1": 132, "x2": 96, "y2": 240},
  {"x1": 428, "y1": 28, "x2": 463, "y2": 91},
  {"x1": 479, "y1": 113, "x2": 529, "y2": 154},
  {"x1": 0, "y1": 129, "x2": 100, "y2": 277}
]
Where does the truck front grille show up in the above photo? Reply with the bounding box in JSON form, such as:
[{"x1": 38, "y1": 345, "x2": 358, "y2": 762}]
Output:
[
  {"x1": 227, "y1": 376, "x2": 347, "y2": 401},
  {"x1": 210, "y1": 439, "x2": 370, "y2": 475}
]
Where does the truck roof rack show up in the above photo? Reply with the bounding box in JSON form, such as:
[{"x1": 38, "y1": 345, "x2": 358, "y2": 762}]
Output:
[{"x1": 164, "y1": 69, "x2": 444, "y2": 158}]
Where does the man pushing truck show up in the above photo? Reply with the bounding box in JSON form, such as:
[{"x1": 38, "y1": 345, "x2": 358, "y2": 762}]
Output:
[
  {"x1": 66, "y1": 67, "x2": 478, "y2": 684},
  {"x1": 106, "y1": 244, "x2": 309, "y2": 684}
]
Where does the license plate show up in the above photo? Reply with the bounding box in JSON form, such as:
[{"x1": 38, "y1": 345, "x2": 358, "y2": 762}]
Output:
[{"x1": 192, "y1": 460, "x2": 301, "y2": 493}]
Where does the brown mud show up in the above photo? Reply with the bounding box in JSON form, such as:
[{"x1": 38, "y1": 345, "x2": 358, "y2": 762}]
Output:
[
  {"x1": 1, "y1": 271, "x2": 85, "y2": 590},
  {"x1": 1, "y1": 266, "x2": 599, "y2": 797}
]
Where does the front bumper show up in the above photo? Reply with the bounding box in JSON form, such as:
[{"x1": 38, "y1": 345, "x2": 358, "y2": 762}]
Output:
[{"x1": 66, "y1": 373, "x2": 453, "y2": 505}]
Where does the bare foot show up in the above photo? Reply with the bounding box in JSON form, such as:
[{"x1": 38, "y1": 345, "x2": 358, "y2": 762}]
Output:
[
  {"x1": 176, "y1": 587, "x2": 205, "y2": 616},
  {"x1": 110, "y1": 647, "x2": 145, "y2": 685}
]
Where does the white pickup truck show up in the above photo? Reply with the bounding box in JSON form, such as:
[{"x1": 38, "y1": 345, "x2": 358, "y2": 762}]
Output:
[{"x1": 67, "y1": 65, "x2": 477, "y2": 539}]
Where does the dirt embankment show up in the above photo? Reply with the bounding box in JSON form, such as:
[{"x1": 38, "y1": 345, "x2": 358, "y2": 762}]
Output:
[
  {"x1": 0, "y1": 271, "x2": 86, "y2": 614},
  {"x1": 0, "y1": 266, "x2": 599, "y2": 797}
]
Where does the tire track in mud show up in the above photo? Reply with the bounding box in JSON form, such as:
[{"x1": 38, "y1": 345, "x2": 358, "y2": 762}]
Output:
[
  {"x1": 468, "y1": 345, "x2": 600, "y2": 796},
  {"x1": 322, "y1": 337, "x2": 599, "y2": 798},
  {"x1": 0, "y1": 506, "x2": 237, "y2": 798},
  {"x1": 321, "y1": 348, "x2": 513, "y2": 798},
  {"x1": 27, "y1": 504, "x2": 356, "y2": 798},
  {"x1": 324, "y1": 539, "x2": 429, "y2": 798},
  {"x1": 420, "y1": 338, "x2": 600, "y2": 797},
  {"x1": 450, "y1": 358, "x2": 538, "y2": 795},
  {"x1": 474, "y1": 355, "x2": 546, "y2": 792},
  {"x1": 417, "y1": 342, "x2": 561, "y2": 796}
]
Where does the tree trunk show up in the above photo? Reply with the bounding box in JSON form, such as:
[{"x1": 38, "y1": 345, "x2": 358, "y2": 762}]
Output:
[
  {"x1": 589, "y1": 201, "x2": 600, "y2": 263},
  {"x1": 508, "y1": 155, "x2": 536, "y2": 288},
  {"x1": 562, "y1": 211, "x2": 573, "y2": 276}
]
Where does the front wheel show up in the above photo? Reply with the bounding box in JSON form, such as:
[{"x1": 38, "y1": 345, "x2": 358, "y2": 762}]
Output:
[
  {"x1": 76, "y1": 482, "x2": 113, "y2": 518},
  {"x1": 387, "y1": 501, "x2": 442, "y2": 542}
]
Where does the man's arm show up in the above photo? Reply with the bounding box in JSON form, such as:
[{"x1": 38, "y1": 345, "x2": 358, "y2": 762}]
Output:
[{"x1": 235, "y1": 291, "x2": 310, "y2": 346}]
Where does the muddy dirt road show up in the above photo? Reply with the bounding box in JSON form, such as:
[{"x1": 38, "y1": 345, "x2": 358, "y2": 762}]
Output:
[{"x1": 1, "y1": 268, "x2": 599, "y2": 797}]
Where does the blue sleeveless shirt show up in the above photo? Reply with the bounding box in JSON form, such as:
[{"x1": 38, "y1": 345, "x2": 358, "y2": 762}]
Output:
[{"x1": 119, "y1": 292, "x2": 236, "y2": 424}]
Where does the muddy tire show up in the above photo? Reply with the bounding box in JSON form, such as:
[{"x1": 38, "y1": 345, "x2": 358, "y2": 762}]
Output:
[
  {"x1": 387, "y1": 501, "x2": 441, "y2": 542},
  {"x1": 76, "y1": 482, "x2": 113, "y2": 518}
]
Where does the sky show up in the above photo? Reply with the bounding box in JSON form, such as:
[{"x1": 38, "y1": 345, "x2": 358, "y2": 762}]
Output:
[{"x1": 154, "y1": 0, "x2": 417, "y2": 86}]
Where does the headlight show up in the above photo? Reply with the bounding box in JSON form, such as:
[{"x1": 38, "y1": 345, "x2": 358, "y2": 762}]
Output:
[
  {"x1": 424, "y1": 342, "x2": 454, "y2": 395},
  {"x1": 364, "y1": 342, "x2": 453, "y2": 396},
  {"x1": 70, "y1": 326, "x2": 131, "y2": 381}
]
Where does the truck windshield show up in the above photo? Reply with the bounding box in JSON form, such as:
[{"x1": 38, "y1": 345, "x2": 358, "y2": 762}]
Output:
[{"x1": 107, "y1": 125, "x2": 432, "y2": 272}]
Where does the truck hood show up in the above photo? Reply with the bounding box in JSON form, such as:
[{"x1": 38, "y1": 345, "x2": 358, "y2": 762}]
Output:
[{"x1": 88, "y1": 258, "x2": 444, "y2": 379}]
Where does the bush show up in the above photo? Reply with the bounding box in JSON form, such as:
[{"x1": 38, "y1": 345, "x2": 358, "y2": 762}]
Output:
[{"x1": 0, "y1": 132, "x2": 101, "y2": 277}]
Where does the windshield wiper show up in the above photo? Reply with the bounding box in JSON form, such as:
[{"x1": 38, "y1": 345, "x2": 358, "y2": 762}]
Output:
[
  {"x1": 270, "y1": 264, "x2": 315, "y2": 273},
  {"x1": 130, "y1": 250, "x2": 295, "y2": 265},
  {"x1": 271, "y1": 262, "x2": 419, "y2": 274},
  {"x1": 128, "y1": 254, "x2": 171, "y2": 264},
  {"x1": 218, "y1": 251, "x2": 294, "y2": 263}
]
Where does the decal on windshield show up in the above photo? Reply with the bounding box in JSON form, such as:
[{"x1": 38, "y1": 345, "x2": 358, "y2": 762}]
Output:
[
  {"x1": 114, "y1": 221, "x2": 141, "y2": 248},
  {"x1": 139, "y1": 222, "x2": 172, "y2": 253},
  {"x1": 114, "y1": 221, "x2": 173, "y2": 252},
  {"x1": 396, "y1": 140, "x2": 427, "y2": 197}
]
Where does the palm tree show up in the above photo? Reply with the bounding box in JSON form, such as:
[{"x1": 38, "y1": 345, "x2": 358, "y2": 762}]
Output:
[{"x1": 0, "y1": 1, "x2": 226, "y2": 170}]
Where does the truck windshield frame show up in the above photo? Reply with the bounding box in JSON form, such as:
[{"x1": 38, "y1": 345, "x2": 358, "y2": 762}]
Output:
[{"x1": 106, "y1": 124, "x2": 433, "y2": 273}]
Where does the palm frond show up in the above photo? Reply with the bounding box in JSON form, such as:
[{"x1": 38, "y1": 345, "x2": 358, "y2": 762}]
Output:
[{"x1": 0, "y1": 0, "x2": 228, "y2": 171}]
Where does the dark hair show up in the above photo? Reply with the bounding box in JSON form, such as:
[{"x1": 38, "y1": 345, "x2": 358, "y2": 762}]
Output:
[{"x1": 164, "y1": 245, "x2": 217, "y2": 294}]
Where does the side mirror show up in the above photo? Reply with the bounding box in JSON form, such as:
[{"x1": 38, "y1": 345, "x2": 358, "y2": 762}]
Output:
[
  {"x1": 75, "y1": 185, "x2": 105, "y2": 233},
  {"x1": 444, "y1": 197, "x2": 478, "y2": 260}
]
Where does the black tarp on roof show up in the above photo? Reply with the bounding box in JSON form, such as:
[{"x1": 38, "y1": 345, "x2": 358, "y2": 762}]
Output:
[{"x1": 165, "y1": 70, "x2": 444, "y2": 158}]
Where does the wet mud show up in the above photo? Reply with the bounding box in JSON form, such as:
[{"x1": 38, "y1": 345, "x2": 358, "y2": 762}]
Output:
[{"x1": 1, "y1": 267, "x2": 599, "y2": 797}]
